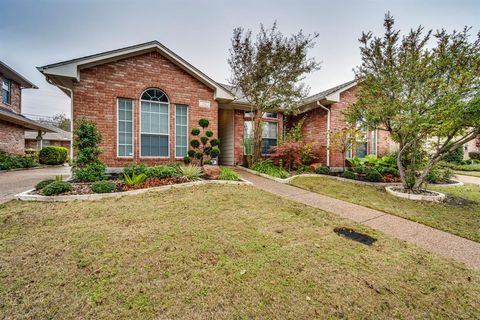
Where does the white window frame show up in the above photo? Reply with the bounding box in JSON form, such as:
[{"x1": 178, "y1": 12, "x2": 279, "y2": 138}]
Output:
[
  {"x1": 2, "y1": 79, "x2": 10, "y2": 104},
  {"x1": 116, "y1": 98, "x2": 134, "y2": 158},
  {"x1": 370, "y1": 129, "x2": 378, "y2": 156},
  {"x1": 139, "y1": 90, "x2": 170, "y2": 159},
  {"x1": 174, "y1": 104, "x2": 189, "y2": 159}
]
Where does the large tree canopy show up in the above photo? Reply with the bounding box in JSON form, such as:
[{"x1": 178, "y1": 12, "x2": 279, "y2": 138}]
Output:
[
  {"x1": 346, "y1": 13, "x2": 480, "y2": 190},
  {"x1": 228, "y1": 22, "x2": 320, "y2": 163}
]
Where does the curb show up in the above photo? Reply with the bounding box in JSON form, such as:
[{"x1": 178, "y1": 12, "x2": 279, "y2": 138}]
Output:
[
  {"x1": 429, "y1": 179, "x2": 464, "y2": 187},
  {"x1": 385, "y1": 186, "x2": 446, "y2": 202},
  {"x1": 15, "y1": 179, "x2": 252, "y2": 202}
]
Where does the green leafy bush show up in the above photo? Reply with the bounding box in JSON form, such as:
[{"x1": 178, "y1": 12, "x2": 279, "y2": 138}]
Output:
[
  {"x1": 219, "y1": 167, "x2": 240, "y2": 181},
  {"x1": 341, "y1": 170, "x2": 356, "y2": 180},
  {"x1": 454, "y1": 163, "x2": 480, "y2": 171},
  {"x1": 315, "y1": 166, "x2": 330, "y2": 174},
  {"x1": 146, "y1": 165, "x2": 178, "y2": 179},
  {"x1": 177, "y1": 164, "x2": 203, "y2": 181},
  {"x1": 38, "y1": 146, "x2": 68, "y2": 165},
  {"x1": 469, "y1": 152, "x2": 480, "y2": 160},
  {"x1": 183, "y1": 156, "x2": 191, "y2": 164},
  {"x1": 296, "y1": 164, "x2": 312, "y2": 173},
  {"x1": 203, "y1": 160, "x2": 213, "y2": 165},
  {"x1": 375, "y1": 166, "x2": 399, "y2": 176},
  {"x1": 444, "y1": 145, "x2": 464, "y2": 163},
  {"x1": 123, "y1": 163, "x2": 148, "y2": 177},
  {"x1": 0, "y1": 150, "x2": 38, "y2": 170},
  {"x1": 91, "y1": 180, "x2": 116, "y2": 193},
  {"x1": 210, "y1": 147, "x2": 220, "y2": 158},
  {"x1": 365, "y1": 169, "x2": 383, "y2": 182},
  {"x1": 123, "y1": 172, "x2": 147, "y2": 186},
  {"x1": 351, "y1": 166, "x2": 368, "y2": 174},
  {"x1": 251, "y1": 160, "x2": 288, "y2": 179},
  {"x1": 73, "y1": 162, "x2": 106, "y2": 182},
  {"x1": 427, "y1": 166, "x2": 454, "y2": 184},
  {"x1": 377, "y1": 155, "x2": 397, "y2": 167},
  {"x1": 188, "y1": 119, "x2": 220, "y2": 166},
  {"x1": 35, "y1": 179, "x2": 54, "y2": 190},
  {"x1": 42, "y1": 181, "x2": 72, "y2": 196}
]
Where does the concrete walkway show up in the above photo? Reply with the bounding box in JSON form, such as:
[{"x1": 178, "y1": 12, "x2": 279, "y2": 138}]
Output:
[
  {"x1": 0, "y1": 166, "x2": 71, "y2": 204},
  {"x1": 456, "y1": 174, "x2": 480, "y2": 186},
  {"x1": 236, "y1": 169, "x2": 480, "y2": 269}
]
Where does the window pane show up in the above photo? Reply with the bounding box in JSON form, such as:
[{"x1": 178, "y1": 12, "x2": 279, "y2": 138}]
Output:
[
  {"x1": 175, "y1": 105, "x2": 188, "y2": 157},
  {"x1": 118, "y1": 99, "x2": 133, "y2": 157},
  {"x1": 141, "y1": 134, "x2": 168, "y2": 157},
  {"x1": 371, "y1": 129, "x2": 377, "y2": 155},
  {"x1": 264, "y1": 112, "x2": 278, "y2": 118},
  {"x1": 262, "y1": 138, "x2": 277, "y2": 154}
]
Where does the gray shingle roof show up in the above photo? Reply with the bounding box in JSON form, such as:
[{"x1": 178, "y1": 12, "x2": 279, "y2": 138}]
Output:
[{"x1": 25, "y1": 125, "x2": 71, "y2": 141}]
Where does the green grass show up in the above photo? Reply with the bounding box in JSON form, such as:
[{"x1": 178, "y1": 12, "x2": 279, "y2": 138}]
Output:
[
  {"x1": 290, "y1": 176, "x2": 480, "y2": 242},
  {"x1": 455, "y1": 170, "x2": 480, "y2": 177},
  {"x1": 1, "y1": 185, "x2": 479, "y2": 319},
  {"x1": 219, "y1": 166, "x2": 240, "y2": 181},
  {"x1": 251, "y1": 160, "x2": 289, "y2": 178}
]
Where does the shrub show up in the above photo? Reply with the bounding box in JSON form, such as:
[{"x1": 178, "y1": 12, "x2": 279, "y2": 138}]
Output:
[
  {"x1": 345, "y1": 157, "x2": 362, "y2": 168},
  {"x1": 38, "y1": 146, "x2": 68, "y2": 165},
  {"x1": 203, "y1": 160, "x2": 213, "y2": 165},
  {"x1": 205, "y1": 130, "x2": 213, "y2": 137},
  {"x1": 146, "y1": 165, "x2": 178, "y2": 179},
  {"x1": 251, "y1": 160, "x2": 289, "y2": 179},
  {"x1": 123, "y1": 172, "x2": 147, "y2": 186},
  {"x1": 341, "y1": 170, "x2": 356, "y2": 180},
  {"x1": 190, "y1": 139, "x2": 200, "y2": 148},
  {"x1": 0, "y1": 150, "x2": 38, "y2": 170},
  {"x1": 35, "y1": 179, "x2": 54, "y2": 190},
  {"x1": 91, "y1": 180, "x2": 116, "y2": 193},
  {"x1": 453, "y1": 163, "x2": 480, "y2": 171},
  {"x1": 219, "y1": 167, "x2": 240, "y2": 181},
  {"x1": 363, "y1": 154, "x2": 379, "y2": 166},
  {"x1": 191, "y1": 128, "x2": 200, "y2": 136},
  {"x1": 427, "y1": 166, "x2": 454, "y2": 184},
  {"x1": 198, "y1": 118, "x2": 209, "y2": 128},
  {"x1": 188, "y1": 119, "x2": 220, "y2": 166},
  {"x1": 123, "y1": 163, "x2": 148, "y2": 176},
  {"x1": 351, "y1": 166, "x2": 368, "y2": 174},
  {"x1": 365, "y1": 169, "x2": 383, "y2": 182},
  {"x1": 73, "y1": 162, "x2": 106, "y2": 182},
  {"x1": 444, "y1": 145, "x2": 464, "y2": 163},
  {"x1": 375, "y1": 166, "x2": 399, "y2": 176},
  {"x1": 299, "y1": 144, "x2": 320, "y2": 165},
  {"x1": 177, "y1": 164, "x2": 203, "y2": 181},
  {"x1": 183, "y1": 156, "x2": 191, "y2": 164},
  {"x1": 315, "y1": 166, "x2": 330, "y2": 175},
  {"x1": 210, "y1": 147, "x2": 220, "y2": 158},
  {"x1": 296, "y1": 164, "x2": 312, "y2": 173},
  {"x1": 269, "y1": 141, "x2": 302, "y2": 171},
  {"x1": 377, "y1": 155, "x2": 397, "y2": 168},
  {"x1": 42, "y1": 181, "x2": 72, "y2": 196},
  {"x1": 469, "y1": 151, "x2": 480, "y2": 160}
]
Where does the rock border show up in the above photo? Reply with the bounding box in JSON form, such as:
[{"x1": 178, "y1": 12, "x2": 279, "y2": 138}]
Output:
[
  {"x1": 15, "y1": 179, "x2": 252, "y2": 202},
  {"x1": 385, "y1": 186, "x2": 446, "y2": 202},
  {"x1": 236, "y1": 166, "x2": 401, "y2": 187}
]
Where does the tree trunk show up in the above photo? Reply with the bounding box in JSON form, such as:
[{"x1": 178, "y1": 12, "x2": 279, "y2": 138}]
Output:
[
  {"x1": 396, "y1": 146, "x2": 409, "y2": 190},
  {"x1": 252, "y1": 112, "x2": 263, "y2": 164}
]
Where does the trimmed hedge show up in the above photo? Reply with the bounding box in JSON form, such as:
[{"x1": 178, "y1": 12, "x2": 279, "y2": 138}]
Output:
[
  {"x1": 42, "y1": 181, "x2": 72, "y2": 196},
  {"x1": 39, "y1": 146, "x2": 68, "y2": 165},
  {"x1": 0, "y1": 150, "x2": 38, "y2": 170},
  {"x1": 469, "y1": 152, "x2": 480, "y2": 160}
]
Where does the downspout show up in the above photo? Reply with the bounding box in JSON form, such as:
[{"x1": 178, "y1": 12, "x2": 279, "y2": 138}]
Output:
[
  {"x1": 47, "y1": 77, "x2": 74, "y2": 160},
  {"x1": 317, "y1": 101, "x2": 331, "y2": 167}
]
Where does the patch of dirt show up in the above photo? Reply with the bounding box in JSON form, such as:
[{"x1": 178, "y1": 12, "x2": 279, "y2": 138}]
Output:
[{"x1": 443, "y1": 196, "x2": 477, "y2": 206}]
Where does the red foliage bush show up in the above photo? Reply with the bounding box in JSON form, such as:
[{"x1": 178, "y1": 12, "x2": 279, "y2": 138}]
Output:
[
  {"x1": 122, "y1": 177, "x2": 182, "y2": 191},
  {"x1": 382, "y1": 174, "x2": 401, "y2": 183},
  {"x1": 270, "y1": 141, "x2": 303, "y2": 171}
]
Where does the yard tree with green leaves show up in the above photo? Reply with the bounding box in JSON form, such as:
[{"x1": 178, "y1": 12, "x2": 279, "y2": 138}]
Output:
[
  {"x1": 346, "y1": 13, "x2": 480, "y2": 190},
  {"x1": 228, "y1": 22, "x2": 321, "y2": 164}
]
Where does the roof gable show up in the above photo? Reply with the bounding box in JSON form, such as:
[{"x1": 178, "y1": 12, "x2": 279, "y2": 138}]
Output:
[{"x1": 38, "y1": 41, "x2": 235, "y2": 101}]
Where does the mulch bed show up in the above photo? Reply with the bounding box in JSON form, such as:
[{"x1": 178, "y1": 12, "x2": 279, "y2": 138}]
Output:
[{"x1": 390, "y1": 187, "x2": 439, "y2": 196}]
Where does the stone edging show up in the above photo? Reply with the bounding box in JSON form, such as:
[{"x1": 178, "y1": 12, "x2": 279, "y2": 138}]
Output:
[
  {"x1": 385, "y1": 186, "x2": 446, "y2": 202},
  {"x1": 428, "y1": 179, "x2": 464, "y2": 187},
  {"x1": 236, "y1": 166, "x2": 401, "y2": 187},
  {"x1": 15, "y1": 179, "x2": 252, "y2": 202}
]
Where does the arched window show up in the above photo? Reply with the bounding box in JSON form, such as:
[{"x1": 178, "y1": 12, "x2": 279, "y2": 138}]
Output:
[{"x1": 140, "y1": 88, "x2": 169, "y2": 157}]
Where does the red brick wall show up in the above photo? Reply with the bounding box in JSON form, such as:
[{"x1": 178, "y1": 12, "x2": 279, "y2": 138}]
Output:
[
  {"x1": 72, "y1": 51, "x2": 218, "y2": 167},
  {"x1": 233, "y1": 110, "x2": 283, "y2": 166},
  {"x1": 0, "y1": 120, "x2": 24, "y2": 154},
  {"x1": 287, "y1": 85, "x2": 393, "y2": 168},
  {"x1": 25, "y1": 139, "x2": 70, "y2": 150},
  {"x1": 0, "y1": 74, "x2": 22, "y2": 114}
]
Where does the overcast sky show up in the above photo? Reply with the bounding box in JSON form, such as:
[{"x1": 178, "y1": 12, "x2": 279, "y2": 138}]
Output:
[{"x1": 1, "y1": 0, "x2": 479, "y2": 118}]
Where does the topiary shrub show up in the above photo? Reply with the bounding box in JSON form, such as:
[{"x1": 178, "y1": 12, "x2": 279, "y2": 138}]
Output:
[
  {"x1": 469, "y1": 151, "x2": 480, "y2": 160},
  {"x1": 73, "y1": 163, "x2": 106, "y2": 182},
  {"x1": 315, "y1": 166, "x2": 330, "y2": 175},
  {"x1": 146, "y1": 165, "x2": 178, "y2": 179},
  {"x1": 91, "y1": 180, "x2": 116, "y2": 193},
  {"x1": 365, "y1": 169, "x2": 383, "y2": 182},
  {"x1": 35, "y1": 179, "x2": 54, "y2": 190},
  {"x1": 187, "y1": 119, "x2": 220, "y2": 166},
  {"x1": 341, "y1": 170, "x2": 356, "y2": 180},
  {"x1": 39, "y1": 146, "x2": 68, "y2": 165},
  {"x1": 203, "y1": 160, "x2": 213, "y2": 165},
  {"x1": 42, "y1": 181, "x2": 72, "y2": 196}
]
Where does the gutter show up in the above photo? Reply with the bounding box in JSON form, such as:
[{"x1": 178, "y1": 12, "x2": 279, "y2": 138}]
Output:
[
  {"x1": 317, "y1": 101, "x2": 331, "y2": 167},
  {"x1": 46, "y1": 77, "x2": 74, "y2": 160}
]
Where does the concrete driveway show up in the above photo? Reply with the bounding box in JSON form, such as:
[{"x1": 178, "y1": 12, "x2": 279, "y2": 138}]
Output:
[
  {"x1": 455, "y1": 174, "x2": 480, "y2": 186},
  {"x1": 0, "y1": 166, "x2": 71, "y2": 204}
]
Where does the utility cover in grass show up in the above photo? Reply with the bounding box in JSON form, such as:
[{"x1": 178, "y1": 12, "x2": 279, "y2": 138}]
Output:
[{"x1": 334, "y1": 227, "x2": 377, "y2": 245}]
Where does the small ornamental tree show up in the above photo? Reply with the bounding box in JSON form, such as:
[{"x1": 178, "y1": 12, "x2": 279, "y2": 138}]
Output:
[
  {"x1": 330, "y1": 126, "x2": 362, "y2": 172},
  {"x1": 72, "y1": 118, "x2": 106, "y2": 181},
  {"x1": 346, "y1": 13, "x2": 480, "y2": 190},
  {"x1": 186, "y1": 118, "x2": 220, "y2": 166},
  {"x1": 228, "y1": 22, "x2": 321, "y2": 164}
]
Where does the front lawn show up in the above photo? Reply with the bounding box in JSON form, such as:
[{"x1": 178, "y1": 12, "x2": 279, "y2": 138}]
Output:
[
  {"x1": 290, "y1": 176, "x2": 480, "y2": 242},
  {"x1": 455, "y1": 170, "x2": 480, "y2": 177},
  {"x1": 1, "y1": 185, "x2": 479, "y2": 319}
]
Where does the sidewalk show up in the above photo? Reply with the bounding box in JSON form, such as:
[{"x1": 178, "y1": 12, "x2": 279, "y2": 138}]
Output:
[
  {"x1": 455, "y1": 174, "x2": 480, "y2": 186},
  {"x1": 236, "y1": 169, "x2": 480, "y2": 269}
]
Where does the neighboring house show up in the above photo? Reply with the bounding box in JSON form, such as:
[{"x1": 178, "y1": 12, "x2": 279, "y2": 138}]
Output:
[
  {"x1": 37, "y1": 41, "x2": 283, "y2": 168},
  {"x1": 25, "y1": 124, "x2": 71, "y2": 151},
  {"x1": 287, "y1": 81, "x2": 394, "y2": 169},
  {"x1": 0, "y1": 61, "x2": 55, "y2": 154},
  {"x1": 463, "y1": 137, "x2": 480, "y2": 159}
]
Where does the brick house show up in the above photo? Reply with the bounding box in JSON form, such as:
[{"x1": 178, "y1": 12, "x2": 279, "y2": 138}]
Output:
[
  {"x1": 25, "y1": 124, "x2": 71, "y2": 151},
  {"x1": 38, "y1": 41, "x2": 391, "y2": 170},
  {"x1": 0, "y1": 61, "x2": 55, "y2": 154},
  {"x1": 38, "y1": 41, "x2": 283, "y2": 168},
  {"x1": 287, "y1": 81, "x2": 395, "y2": 169}
]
